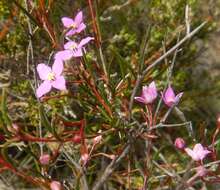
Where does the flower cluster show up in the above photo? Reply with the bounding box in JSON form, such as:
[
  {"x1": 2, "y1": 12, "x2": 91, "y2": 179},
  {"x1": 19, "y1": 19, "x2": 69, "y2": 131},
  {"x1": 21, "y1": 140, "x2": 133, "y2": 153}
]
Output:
[
  {"x1": 36, "y1": 11, "x2": 93, "y2": 98},
  {"x1": 134, "y1": 81, "x2": 183, "y2": 107}
]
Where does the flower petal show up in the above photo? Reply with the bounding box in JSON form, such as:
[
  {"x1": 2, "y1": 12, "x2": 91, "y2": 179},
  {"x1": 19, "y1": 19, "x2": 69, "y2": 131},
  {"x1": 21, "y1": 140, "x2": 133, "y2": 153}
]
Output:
[
  {"x1": 55, "y1": 50, "x2": 73, "y2": 61},
  {"x1": 52, "y1": 76, "x2": 66, "y2": 90},
  {"x1": 65, "y1": 29, "x2": 76, "y2": 37},
  {"x1": 149, "y1": 81, "x2": 156, "y2": 91},
  {"x1": 36, "y1": 81, "x2": 52, "y2": 98},
  {"x1": 148, "y1": 82, "x2": 157, "y2": 99},
  {"x1": 165, "y1": 86, "x2": 175, "y2": 100},
  {"x1": 72, "y1": 48, "x2": 83, "y2": 57},
  {"x1": 64, "y1": 41, "x2": 77, "y2": 50},
  {"x1": 76, "y1": 23, "x2": 86, "y2": 33},
  {"x1": 134, "y1": 97, "x2": 146, "y2": 104},
  {"x1": 37, "y1": 64, "x2": 52, "y2": 80},
  {"x1": 78, "y1": 37, "x2": 94, "y2": 48},
  {"x1": 52, "y1": 59, "x2": 63, "y2": 77},
  {"x1": 193, "y1": 143, "x2": 204, "y2": 152},
  {"x1": 185, "y1": 148, "x2": 199, "y2": 161},
  {"x1": 74, "y1": 11, "x2": 83, "y2": 25},
  {"x1": 174, "y1": 92, "x2": 183, "y2": 103},
  {"x1": 142, "y1": 86, "x2": 149, "y2": 95},
  {"x1": 61, "y1": 17, "x2": 74, "y2": 28}
]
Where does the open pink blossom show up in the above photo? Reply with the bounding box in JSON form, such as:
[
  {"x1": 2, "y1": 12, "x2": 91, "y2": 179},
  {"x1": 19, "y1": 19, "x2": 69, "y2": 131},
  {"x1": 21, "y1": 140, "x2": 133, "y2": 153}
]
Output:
[
  {"x1": 55, "y1": 37, "x2": 94, "y2": 61},
  {"x1": 162, "y1": 86, "x2": 183, "y2": 107},
  {"x1": 185, "y1": 143, "x2": 211, "y2": 161},
  {"x1": 134, "y1": 81, "x2": 157, "y2": 104},
  {"x1": 62, "y1": 11, "x2": 86, "y2": 36},
  {"x1": 36, "y1": 59, "x2": 66, "y2": 98}
]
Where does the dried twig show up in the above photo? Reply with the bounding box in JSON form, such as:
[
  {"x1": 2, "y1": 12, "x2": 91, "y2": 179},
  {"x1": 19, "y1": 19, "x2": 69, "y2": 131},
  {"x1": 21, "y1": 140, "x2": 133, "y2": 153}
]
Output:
[{"x1": 92, "y1": 144, "x2": 131, "y2": 190}]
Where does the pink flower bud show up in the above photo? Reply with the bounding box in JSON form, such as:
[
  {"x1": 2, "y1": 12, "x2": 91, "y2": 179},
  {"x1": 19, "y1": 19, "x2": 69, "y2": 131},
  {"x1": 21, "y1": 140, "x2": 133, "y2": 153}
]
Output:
[
  {"x1": 12, "y1": 123, "x2": 19, "y2": 132},
  {"x1": 196, "y1": 166, "x2": 207, "y2": 177},
  {"x1": 72, "y1": 134, "x2": 81, "y2": 143},
  {"x1": 174, "y1": 138, "x2": 186, "y2": 149},
  {"x1": 218, "y1": 116, "x2": 220, "y2": 123},
  {"x1": 134, "y1": 81, "x2": 158, "y2": 104},
  {"x1": 93, "y1": 135, "x2": 102, "y2": 144},
  {"x1": 50, "y1": 181, "x2": 61, "y2": 190},
  {"x1": 81, "y1": 153, "x2": 89, "y2": 165},
  {"x1": 162, "y1": 86, "x2": 183, "y2": 107},
  {"x1": 217, "y1": 115, "x2": 220, "y2": 129},
  {"x1": 39, "y1": 154, "x2": 50, "y2": 165}
]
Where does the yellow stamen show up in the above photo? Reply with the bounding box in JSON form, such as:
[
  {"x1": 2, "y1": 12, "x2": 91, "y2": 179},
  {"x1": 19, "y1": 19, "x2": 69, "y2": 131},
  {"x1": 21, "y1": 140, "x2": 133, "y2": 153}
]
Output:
[
  {"x1": 70, "y1": 43, "x2": 77, "y2": 50},
  {"x1": 47, "y1": 72, "x2": 55, "y2": 81},
  {"x1": 71, "y1": 23, "x2": 77, "y2": 29}
]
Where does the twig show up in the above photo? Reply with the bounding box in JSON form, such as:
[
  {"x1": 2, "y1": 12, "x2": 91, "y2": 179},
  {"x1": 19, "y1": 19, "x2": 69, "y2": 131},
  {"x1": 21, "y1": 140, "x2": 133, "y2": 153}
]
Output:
[
  {"x1": 148, "y1": 121, "x2": 192, "y2": 131},
  {"x1": 103, "y1": 0, "x2": 135, "y2": 15},
  {"x1": 185, "y1": 4, "x2": 191, "y2": 35},
  {"x1": 92, "y1": 144, "x2": 131, "y2": 190},
  {"x1": 87, "y1": 0, "x2": 108, "y2": 78},
  {"x1": 63, "y1": 151, "x2": 89, "y2": 190}
]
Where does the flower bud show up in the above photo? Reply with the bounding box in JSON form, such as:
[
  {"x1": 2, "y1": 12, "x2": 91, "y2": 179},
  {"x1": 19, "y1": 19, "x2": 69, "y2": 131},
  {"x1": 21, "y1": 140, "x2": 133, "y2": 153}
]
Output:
[
  {"x1": 93, "y1": 135, "x2": 102, "y2": 145},
  {"x1": 217, "y1": 115, "x2": 220, "y2": 129},
  {"x1": 162, "y1": 86, "x2": 183, "y2": 107},
  {"x1": 174, "y1": 138, "x2": 186, "y2": 149},
  {"x1": 12, "y1": 123, "x2": 19, "y2": 132},
  {"x1": 81, "y1": 153, "x2": 89, "y2": 165},
  {"x1": 39, "y1": 154, "x2": 50, "y2": 165},
  {"x1": 50, "y1": 181, "x2": 61, "y2": 190},
  {"x1": 134, "y1": 81, "x2": 158, "y2": 104},
  {"x1": 72, "y1": 134, "x2": 81, "y2": 143}
]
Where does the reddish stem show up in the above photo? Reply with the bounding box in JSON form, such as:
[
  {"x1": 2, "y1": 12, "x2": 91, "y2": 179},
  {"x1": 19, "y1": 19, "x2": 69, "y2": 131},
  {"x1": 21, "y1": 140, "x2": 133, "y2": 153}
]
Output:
[{"x1": 87, "y1": 0, "x2": 101, "y2": 47}]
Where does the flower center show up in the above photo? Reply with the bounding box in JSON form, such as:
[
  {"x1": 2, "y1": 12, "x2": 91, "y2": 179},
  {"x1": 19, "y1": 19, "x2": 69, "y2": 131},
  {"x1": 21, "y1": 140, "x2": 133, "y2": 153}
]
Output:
[
  {"x1": 71, "y1": 22, "x2": 77, "y2": 29},
  {"x1": 70, "y1": 43, "x2": 77, "y2": 50},
  {"x1": 47, "y1": 72, "x2": 55, "y2": 81}
]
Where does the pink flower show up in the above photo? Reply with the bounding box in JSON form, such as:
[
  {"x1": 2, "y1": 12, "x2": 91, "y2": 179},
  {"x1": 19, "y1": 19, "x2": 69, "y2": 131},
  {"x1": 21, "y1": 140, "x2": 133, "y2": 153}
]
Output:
[
  {"x1": 62, "y1": 11, "x2": 86, "y2": 36},
  {"x1": 39, "y1": 154, "x2": 50, "y2": 165},
  {"x1": 185, "y1": 144, "x2": 211, "y2": 161},
  {"x1": 55, "y1": 37, "x2": 94, "y2": 61},
  {"x1": 174, "y1": 138, "x2": 186, "y2": 150},
  {"x1": 50, "y1": 181, "x2": 61, "y2": 190},
  {"x1": 36, "y1": 59, "x2": 66, "y2": 98},
  {"x1": 162, "y1": 86, "x2": 183, "y2": 107},
  {"x1": 195, "y1": 166, "x2": 207, "y2": 177},
  {"x1": 134, "y1": 81, "x2": 157, "y2": 104}
]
